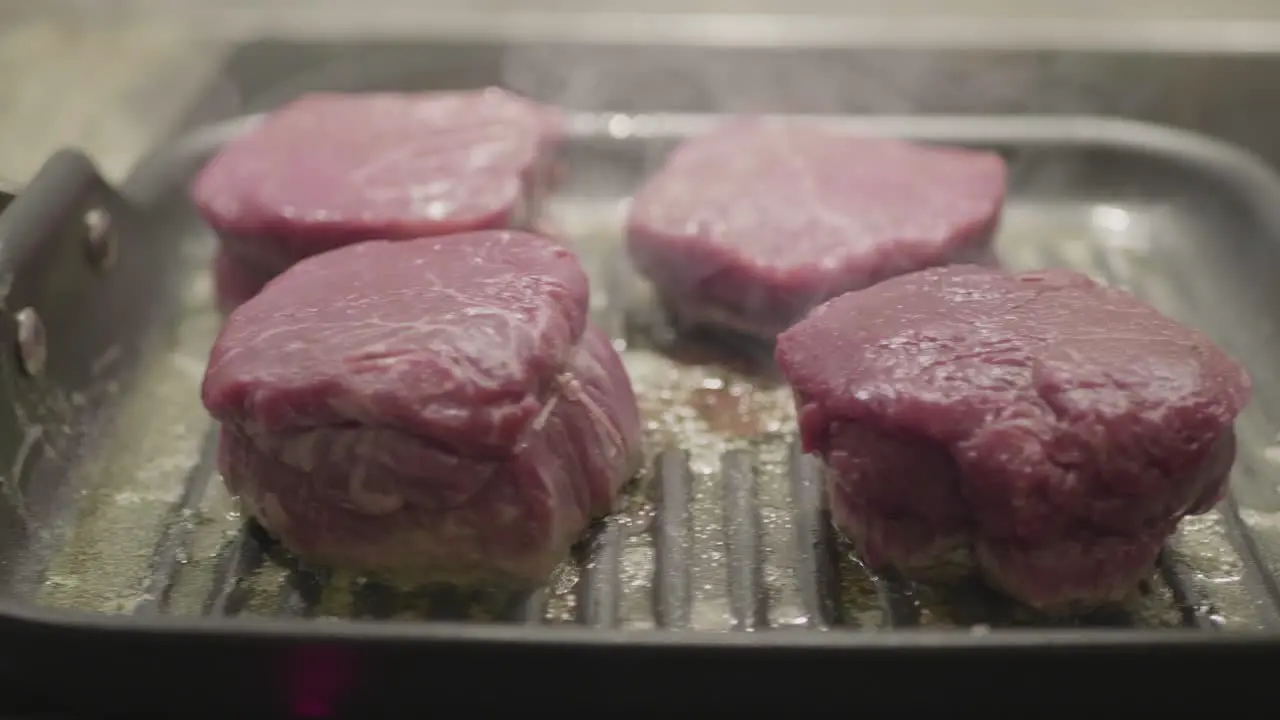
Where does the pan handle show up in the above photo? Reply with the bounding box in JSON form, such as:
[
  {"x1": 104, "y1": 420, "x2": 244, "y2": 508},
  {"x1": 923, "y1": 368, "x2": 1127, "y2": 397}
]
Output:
[
  {"x1": 0, "y1": 150, "x2": 127, "y2": 544},
  {"x1": 0, "y1": 151, "x2": 119, "y2": 294}
]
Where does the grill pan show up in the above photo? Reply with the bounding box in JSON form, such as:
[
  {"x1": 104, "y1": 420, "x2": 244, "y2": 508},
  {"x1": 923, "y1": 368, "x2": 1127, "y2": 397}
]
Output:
[{"x1": 0, "y1": 39, "x2": 1278, "y2": 716}]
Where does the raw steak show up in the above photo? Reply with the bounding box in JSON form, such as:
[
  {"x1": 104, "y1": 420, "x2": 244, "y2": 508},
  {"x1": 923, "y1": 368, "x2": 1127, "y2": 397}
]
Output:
[
  {"x1": 202, "y1": 231, "x2": 642, "y2": 584},
  {"x1": 626, "y1": 117, "x2": 1007, "y2": 338},
  {"x1": 190, "y1": 88, "x2": 564, "y2": 310},
  {"x1": 775, "y1": 264, "x2": 1251, "y2": 610}
]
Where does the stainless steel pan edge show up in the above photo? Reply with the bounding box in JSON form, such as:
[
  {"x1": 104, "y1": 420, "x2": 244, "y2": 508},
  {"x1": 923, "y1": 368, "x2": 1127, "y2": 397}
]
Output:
[{"x1": 137, "y1": 110, "x2": 1280, "y2": 211}]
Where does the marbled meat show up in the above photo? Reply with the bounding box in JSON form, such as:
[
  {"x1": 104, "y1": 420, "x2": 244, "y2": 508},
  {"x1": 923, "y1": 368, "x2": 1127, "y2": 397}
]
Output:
[
  {"x1": 190, "y1": 88, "x2": 564, "y2": 311},
  {"x1": 626, "y1": 117, "x2": 1007, "y2": 338},
  {"x1": 775, "y1": 264, "x2": 1251, "y2": 610},
  {"x1": 201, "y1": 230, "x2": 641, "y2": 584}
]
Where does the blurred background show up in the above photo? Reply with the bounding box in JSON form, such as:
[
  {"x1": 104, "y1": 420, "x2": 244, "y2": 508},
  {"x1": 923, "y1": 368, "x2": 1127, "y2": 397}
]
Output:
[{"x1": 4, "y1": 1, "x2": 1280, "y2": 183}]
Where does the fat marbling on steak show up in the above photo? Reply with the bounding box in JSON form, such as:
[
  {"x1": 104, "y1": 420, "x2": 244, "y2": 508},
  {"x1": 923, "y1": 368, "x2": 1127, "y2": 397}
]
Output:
[
  {"x1": 201, "y1": 230, "x2": 642, "y2": 584},
  {"x1": 775, "y1": 264, "x2": 1251, "y2": 610},
  {"x1": 190, "y1": 88, "x2": 564, "y2": 311},
  {"x1": 625, "y1": 117, "x2": 1008, "y2": 338}
]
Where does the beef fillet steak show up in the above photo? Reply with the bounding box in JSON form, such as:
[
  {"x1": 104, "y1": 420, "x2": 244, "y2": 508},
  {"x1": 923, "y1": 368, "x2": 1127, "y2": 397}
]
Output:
[
  {"x1": 201, "y1": 231, "x2": 641, "y2": 584},
  {"x1": 775, "y1": 264, "x2": 1251, "y2": 610},
  {"x1": 190, "y1": 88, "x2": 564, "y2": 311},
  {"x1": 625, "y1": 118, "x2": 1007, "y2": 338}
]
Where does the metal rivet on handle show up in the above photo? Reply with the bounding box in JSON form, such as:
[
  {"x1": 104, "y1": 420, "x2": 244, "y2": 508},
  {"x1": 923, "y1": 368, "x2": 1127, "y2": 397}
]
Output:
[
  {"x1": 84, "y1": 206, "x2": 115, "y2": 270},
  {"x1": 15, "y1": 308, "x2": 46, "y2": 377}
]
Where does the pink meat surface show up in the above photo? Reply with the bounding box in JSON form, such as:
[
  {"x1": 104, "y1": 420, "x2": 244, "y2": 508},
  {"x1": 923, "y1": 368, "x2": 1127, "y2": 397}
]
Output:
[
  {"x1": 776, "y1": 264, "x2": 1251, "y2": 610},
  {"x1": 626, "y1": 117, "x2": 1007, "y2": 338},
  {"x1": 202, "y1": 231, "x2": 641, "y2": 583},
  {"x1": 191, "y1": 88, "x2": 564, "y2": 307}
]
